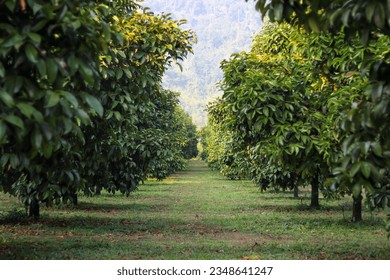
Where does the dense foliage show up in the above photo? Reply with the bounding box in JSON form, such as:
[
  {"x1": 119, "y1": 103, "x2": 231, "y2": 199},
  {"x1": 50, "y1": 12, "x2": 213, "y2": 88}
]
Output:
[
  {"x1": 203, "y1": 20, "x2": 389, "y2": 220},
  {"x1": 248, "y1": 0, "x2": 390, "y2": 233},
  {"x1": 146, "y1": 92, "x2": 198, "y2": 180},
  {"x1": 0, "y1": 0, "x2": 196, "y2": 218}
]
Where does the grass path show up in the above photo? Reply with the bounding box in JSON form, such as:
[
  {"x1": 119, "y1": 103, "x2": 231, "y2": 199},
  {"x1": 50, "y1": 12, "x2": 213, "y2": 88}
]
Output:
[{"x1": 0, "y1": 160, "x2": 389, "y2": 259}]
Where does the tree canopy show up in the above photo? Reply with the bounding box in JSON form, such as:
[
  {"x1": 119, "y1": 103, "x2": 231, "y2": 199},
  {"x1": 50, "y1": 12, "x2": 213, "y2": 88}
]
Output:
[
  {"x1": 203, "y1": 16, "x2": 389, "y2": 221},
  {"x1": 0, "y1": 0, "x2": 197, "y2": 218},
  {"x1": 247, "y1": 0, "x2": 390, "y2": 232}
]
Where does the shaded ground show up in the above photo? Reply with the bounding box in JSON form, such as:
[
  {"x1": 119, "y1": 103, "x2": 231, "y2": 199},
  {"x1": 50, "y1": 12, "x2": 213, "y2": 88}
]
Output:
[{"x1": 0, "y1": 160, "x2": 389, "y2": 259}]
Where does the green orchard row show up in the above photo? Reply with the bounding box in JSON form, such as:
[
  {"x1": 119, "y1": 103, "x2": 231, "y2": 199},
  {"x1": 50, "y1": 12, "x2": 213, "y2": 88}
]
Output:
[
  {"x1": 201, "y1": 0, "x2": 390, "y2": 232},
  {"x1": 0, "y1": 0, "x2": 197, "y2": 218}
]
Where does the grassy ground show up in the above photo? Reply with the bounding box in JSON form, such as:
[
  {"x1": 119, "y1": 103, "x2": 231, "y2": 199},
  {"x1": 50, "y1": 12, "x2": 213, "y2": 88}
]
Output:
[{"x1": 0, "y1": 160, "x2": 389, "y2": 260}]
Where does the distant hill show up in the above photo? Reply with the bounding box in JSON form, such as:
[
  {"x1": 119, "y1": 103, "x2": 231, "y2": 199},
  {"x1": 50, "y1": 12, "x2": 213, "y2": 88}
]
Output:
[{"x1": 141, "y1": 0, "x2": 263, "y2": 127}]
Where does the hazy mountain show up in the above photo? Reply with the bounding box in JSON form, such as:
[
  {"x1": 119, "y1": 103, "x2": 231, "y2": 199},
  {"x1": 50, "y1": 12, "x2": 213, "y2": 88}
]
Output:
[{"x1": 141, "y1": 0, "x2": 263, "y2": 127}]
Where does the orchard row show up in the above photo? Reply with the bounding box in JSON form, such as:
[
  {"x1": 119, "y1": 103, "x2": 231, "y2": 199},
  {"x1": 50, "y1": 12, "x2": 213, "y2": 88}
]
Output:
[
  {"x1": 0, "y1": 0, "x2": 197, "y2": 218},
  {"x1": 201, "y1": 0, "x2": 390, "y2": 233}
]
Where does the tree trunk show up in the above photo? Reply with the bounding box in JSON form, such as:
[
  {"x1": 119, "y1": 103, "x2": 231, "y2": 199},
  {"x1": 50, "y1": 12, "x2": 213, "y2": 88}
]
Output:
[
  {"x1": 70, "y1": 193, "x2": 78, "y2": 205},
  {"x1": 290, "y1": 173, "x2": 299, "y2": 198},
  {"x1": 293, "y1": 185, "x2": 299, "y2": 198},
  {"x1": 352, "y1": 194, "x2": 363, "y2": 222},
  {"x1": 310, "y1": 171, "x2": 320, "y2": 209},
  {"x1": 28, "y1": 198, "x2": 40, "y2": 219}
]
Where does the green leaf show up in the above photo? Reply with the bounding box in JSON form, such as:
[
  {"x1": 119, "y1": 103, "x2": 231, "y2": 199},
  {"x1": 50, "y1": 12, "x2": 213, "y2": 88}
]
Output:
[
  {"x1": 9, "y1": 154, "x2": 19, "y2": 168},
  {"x1": 0, "y1": 120, "x2": 7, "y2": 141},
  {"x1": 57, "y1": 5, "x2": 68, "y2": 21},
  {"x1": 65, "y1": 171, "x2": 74, "y2": 181},
  {"x1": 374, "y1": 4, "x2": 385, "y2": 28},
  {"x1": 278, "y1": 136, "x2": 284, "y2": 146},
  {"x1": 371, "y1": 142, "x2": 383, "y2": 157},
  {"x1": 31, "y1": 128, "x2": 43, "y2": 149},
  {"x1": 352, "y1": 183, "x2": 362, "y2": 199},
  {"x1": 5, "y1": 75, "x2": 23, "y2": 94},
  {"x1": 63, "y1": 119, "x2": 73, "y2": 134},
  {"x1": 0, "y1": 153, "x2": 9, "y2": 168},
  {"x1": 123, "y1": 69, "x2": 132, "y2": 78},
  {"x1": 61, "y1": 91, "x2": 79, "y2": 107},
  {"x1": 141, "y1": 77, "x2": 147, "y2": 88},
  {"x1": 71, "y1": 20, "x2": 81, "y2": 30},
  {"x1": 16, "y1": 103, "x2": 32, "y2": 118},
  {"x1": 76, "y1": 109, "x2": 91, "y2": 124},
  {"x1": 3, "y1": 33, "x2": 23, "y2": 48},
  {"x1": 27, "y1": 32, "x2": 42, "y2": 44},
  {"x1": 114, "y1": 111, "x2": 122, "y2": 121},
  {"x1": 369, "y1": 82, "x2": 384, "y2": 101},
  {"x1": 45, "y1": 91, "x2": 60, "y2": 108},
  {"x1": 36, "y1": 59, "x2": 47, "y2": 77},
  {"x1": 362, "y1": 141, "x2": 371, "y2": 155},
  {"x1": 365, "y1": 2, "x2": 376, "y2": 23},
  {"x1": 25, "y1": 44, "x2": 38, "y2": 63},
  {"x1": 32, "y1": 110, "x2": 44, "y2": 123},
  {"x1": 29, "y1": 1, "x2": 43, "y2": 14},
  {"x1": 32, "y1": 19, "x2": 48, "y2": 32},
  {"x1": 308, "y1": 17, "x2": 320, "y2": 33},
  {"x1": 341, "y1": 9, "x2": 351, "y2": 27},
  {"x1": 79, "y1": 61, "x2": 94, "y2": 84},
  {"x1": 0, "y1": 62, "x2": 5, "y2": 78},
  {"x1": 67, "y1": 56, "x2": 79, "y2": 75},
  {"x1": 116, "y1": 69, "x2": 123, "y2": 80},
  {"x1": 40, "y1": 123, "x2": 53, "y2": 140},
  {"x1": 3, "y1": 115, "x2": 24, "y2": 130},
  {"x1": 273, "y1": 3, "x2": 283, "y2": 21},
  {"x1": 85, "y1": 95, "x2": 103, "y2": 117},
  {"x1": 42, "y1": 142, "x2": 53, "y2": 159},
  {"x1": 0, "y1": 89, "x2": 15, "y2": 107},
  {"x1": 350, "y1": 162, "x2": 361, "y2": 177},
  {"x1": 329, "y1": 9, "x2": 343, "y2": 26},
  {"x1": 361, "y1": 162, "x2": 371, "y2": 178},
  {"x1": 263, "y1": 107, "x2": 269, "y2": 117},
  {"x1": 5, "y1": 0, "x2": 16, "y2": 11},
  {"x1": 46, "y1": 58, "x2": 58, "y2": 83}
]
